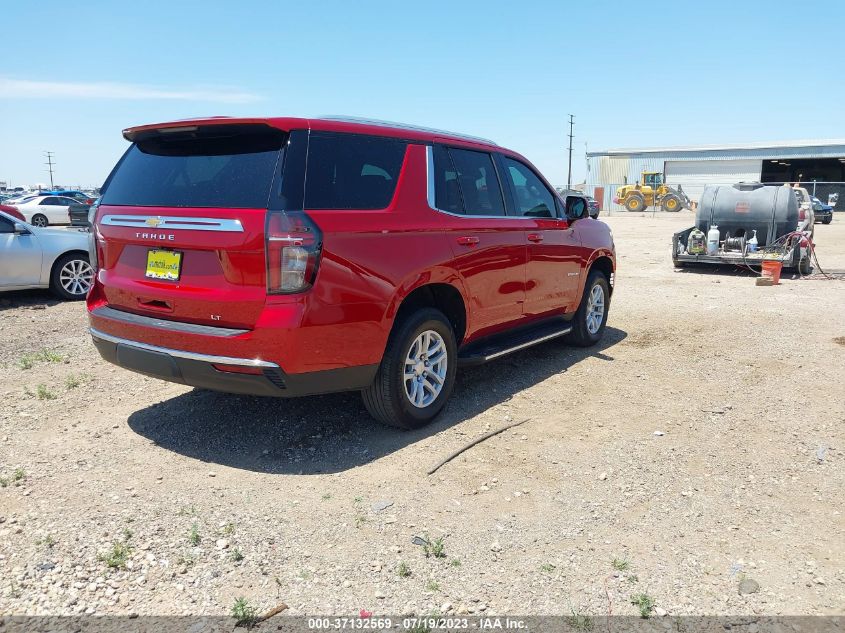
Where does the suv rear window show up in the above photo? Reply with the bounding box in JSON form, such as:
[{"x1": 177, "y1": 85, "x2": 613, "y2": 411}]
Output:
[
  {"x1": 304, "y1": 132, "x2": 407, "y2": 210},
  {"x1": 101, "y1": 125, "x2": 286, "y2": 208}
]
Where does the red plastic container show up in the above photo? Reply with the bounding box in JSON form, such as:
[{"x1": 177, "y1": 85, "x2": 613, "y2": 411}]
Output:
[{"x1": 761, "y1": 260, "x2": 782, "y2": 284}]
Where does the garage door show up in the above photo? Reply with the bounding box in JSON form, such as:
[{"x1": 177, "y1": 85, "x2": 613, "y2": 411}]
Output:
[{"x1": 665, "y1": 159, "x2": 762, "y2": 203}]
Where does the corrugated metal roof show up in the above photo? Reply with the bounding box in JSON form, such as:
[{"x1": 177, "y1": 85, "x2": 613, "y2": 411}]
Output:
[{"x1": 588, "y1": 139, "x2": 845, "y2": 156}]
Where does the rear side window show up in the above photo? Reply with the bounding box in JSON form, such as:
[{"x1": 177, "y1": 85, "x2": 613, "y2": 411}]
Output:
[
  {"x1": 101, "y1": 125, "x2": 286, "y2": 208},
  {"x1": 304, "y1": 133, "x2": 407, "y2": 210},
  {"x1": 433, "y1": 145, "x2": 461, "y2": 214},
  {"x1": 432, "y1": 145, "x2": 505, "y2": 216}
]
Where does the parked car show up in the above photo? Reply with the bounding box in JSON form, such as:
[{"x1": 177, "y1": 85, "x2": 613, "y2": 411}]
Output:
[
  {"x1": 811, "y1": 196, "x2": 833, "y2": 224},
  {"x1": 41, "y1": 190, "x2": 97, "y2": 205},
  {"x1": 0, "y1": 211, "x2": 94, "y2": 299},
  {"x1": 11, "y1": 195, "x2": 81, "y2": 227},
  {"x1": 4, "y1": 194, "x2": 38, "y2": 206},
  {"x1": 0, "y1": 204, "x2": 26, "y2": 221},
  {"x1": 88, "y1": 116, "x2": 616, "y2": 428}
]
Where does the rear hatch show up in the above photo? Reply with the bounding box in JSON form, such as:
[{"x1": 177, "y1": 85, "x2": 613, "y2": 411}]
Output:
[{"x1": 95, "y1": 123, "x2": 286, "y2": 330}]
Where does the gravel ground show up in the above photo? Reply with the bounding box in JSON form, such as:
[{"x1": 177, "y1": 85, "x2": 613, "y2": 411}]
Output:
[{"x1": 1, "y1": 212, "x2": 843, "y2": 618}]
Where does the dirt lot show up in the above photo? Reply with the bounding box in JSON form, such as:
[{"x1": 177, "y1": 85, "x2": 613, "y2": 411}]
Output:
[{"x1": 1, "y1": 213, "x2": 843, "y2": 618}]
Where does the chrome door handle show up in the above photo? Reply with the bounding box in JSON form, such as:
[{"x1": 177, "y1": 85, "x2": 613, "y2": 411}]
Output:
[
  {"x1": 456, "y1": 236, "x2": 480, "y2": 246},
  {"x1": 527, "y1": 233, "x2": 543, "y2": 243}
]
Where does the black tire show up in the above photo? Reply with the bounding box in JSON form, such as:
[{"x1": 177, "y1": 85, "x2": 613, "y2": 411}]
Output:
[
  {"x1": 362, "y1": 307, "x2": 457, "y2": 429},
  {"x1": 50, "y1": 252, "x2": 94, "y2": 301},
  {"x1": 662, "y1": 195, "x2": 682, "y2": 212},
  {"x1": 625, "y1": 195, "x2": 645, "y2": 213},
  {"x1": 32, "y1": 214, "x2": 48, "y2": 227},
  {"x1": 822, "y1": 218, "x2": 832, "y2": 224},
  {"x1": 566, "y1": 270, "x2": 610, "y2": 347}
]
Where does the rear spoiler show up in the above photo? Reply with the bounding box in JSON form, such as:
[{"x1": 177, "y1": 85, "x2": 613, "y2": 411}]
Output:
[{"x1": 123, "y1": 117, "x2": 273, "y2": 142}]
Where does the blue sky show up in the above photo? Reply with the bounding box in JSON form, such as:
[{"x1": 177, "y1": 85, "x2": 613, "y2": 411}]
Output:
[{"x1": 2, "y1": 0, "x2": 843, "y2": 189}]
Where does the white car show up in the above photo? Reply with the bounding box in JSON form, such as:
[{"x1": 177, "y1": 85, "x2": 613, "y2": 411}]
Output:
[
  {"x1": 11, "y1": 195, "x2": 83, "y2": 227},
  {"x1": 0, "y1": 211, "x2": 93, "y2": 300}
]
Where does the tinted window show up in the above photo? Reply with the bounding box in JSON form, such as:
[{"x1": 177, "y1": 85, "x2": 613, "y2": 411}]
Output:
[
  {"x1": 304, "y1": 133, "x2": 406, "y2": 210},
  {"x1": 101, "y1": 125, "x2": 286, "y2": 208},
  {"x1": 502, "y1": 158, "x2": 556, "y2": 218},
  {"x1": 447, "y1": 149, "x2": 505, "y2": 216},
  {"x1": 40, "y1": 197, "x2": 59, "y2": 206},
  {"x1": 432, "y1": 145, "x2": 462, "y2": 214},
  {"x1": 0, "y1": 215, "x2": 13, "y2": 233}
]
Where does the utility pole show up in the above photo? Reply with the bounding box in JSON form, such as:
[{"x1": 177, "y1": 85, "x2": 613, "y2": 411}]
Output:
[
  {"x1": 566, "y1": 115, "x2": 575, "y2": 189},
  {"x1": 44, "y1": 152, "x2": 56, "y2": 189}
]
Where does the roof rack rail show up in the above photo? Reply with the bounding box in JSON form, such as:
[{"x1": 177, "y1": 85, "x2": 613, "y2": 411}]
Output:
[{"x1": 318, "y1": 115, "x2": 498, "y2": 146}]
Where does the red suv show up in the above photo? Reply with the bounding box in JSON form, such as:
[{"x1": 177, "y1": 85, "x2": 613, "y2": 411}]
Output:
[{"x1": 87, "y1": 116, "x2": 615, "y2": 428}]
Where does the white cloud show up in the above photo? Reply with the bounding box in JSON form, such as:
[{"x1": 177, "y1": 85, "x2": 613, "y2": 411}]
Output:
[{"x1": 0, "y1": 77, "x2": 261, "y2": 104}]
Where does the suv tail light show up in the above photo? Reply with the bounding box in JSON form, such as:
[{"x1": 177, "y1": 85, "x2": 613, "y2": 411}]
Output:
[
  {"x1": 265, "y1": 210, "x2": 322, "y2": 294},
  {"x1": 799, "y1": 207, "x2": 807, "y2": 220}
]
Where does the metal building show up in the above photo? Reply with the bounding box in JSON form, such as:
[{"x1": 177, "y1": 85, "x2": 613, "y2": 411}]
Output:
[{"x1": 586, "y1": 139, "x2": 845, "y2": 211}]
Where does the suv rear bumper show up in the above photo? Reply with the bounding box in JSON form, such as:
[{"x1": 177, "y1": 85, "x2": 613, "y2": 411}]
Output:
[{"x1": 90, "y1": 328, "x2": 377, "y2": 397}]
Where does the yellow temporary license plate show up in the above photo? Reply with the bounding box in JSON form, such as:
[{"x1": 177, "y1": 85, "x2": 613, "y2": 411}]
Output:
[{"x1": 145, "y1": 249, "x2": 182, "y2": 281}]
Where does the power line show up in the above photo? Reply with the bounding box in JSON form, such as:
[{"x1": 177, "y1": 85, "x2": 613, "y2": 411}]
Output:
[
  {"x1": 566, "y1": 115, "x2": 575, "y2": 189},
  {"x1": 44, "y1": 151, "x2": 56, "y2": 189}
]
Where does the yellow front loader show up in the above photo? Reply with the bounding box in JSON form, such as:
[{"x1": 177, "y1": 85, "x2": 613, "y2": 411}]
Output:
[{"x1": 614, "y1": 172, "x2": 690, "y2": 212}]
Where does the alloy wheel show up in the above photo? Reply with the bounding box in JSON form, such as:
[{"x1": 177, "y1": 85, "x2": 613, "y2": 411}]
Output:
[
  {"x1": 59, "y1": 259, "x2": 94, "y2": 296},
  {"x1": 585, "y1": 283, "x2": 605, "y2": 335},
  {"x1": 403, "y1": 330, "x2": 448, "y2": 408}
]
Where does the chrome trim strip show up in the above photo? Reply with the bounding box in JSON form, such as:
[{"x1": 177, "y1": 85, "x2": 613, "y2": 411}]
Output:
[
  {"x1": 319, "y1": 115, "x2": 498, "y2": 146},
  {"x1": 91, "y1": 306, "x2": 248, "y2": 337},
  {"x1": 100, "y1": 215, "x2": 244, "y2": 232},
  {"x1": 481, "y1": 326, "x2": 572, "y2": 362},
  {"x1": 90, "y1": 328, "x2": 278, "y2": 368},
  {"x1": 426, "y1": 145, "x2": 437, "y2": 210}
]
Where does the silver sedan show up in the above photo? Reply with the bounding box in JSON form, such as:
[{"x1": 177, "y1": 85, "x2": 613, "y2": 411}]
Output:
[{"x1": 0, "y1": 211, "x2": 94, "y2": 300}]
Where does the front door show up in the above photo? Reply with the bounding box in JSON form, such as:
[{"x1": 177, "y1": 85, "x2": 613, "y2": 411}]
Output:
[
  {"x1": 0, "y1": 215, "x2": 42, "y2": 287},
  {"x1": 498, "y1": 156, "x2": 582, "y2": 316}
]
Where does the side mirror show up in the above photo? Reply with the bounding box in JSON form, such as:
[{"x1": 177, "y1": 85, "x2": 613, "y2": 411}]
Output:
[
  {"x1": 566, "y1": 198, "x2": 588, "y2": 221},
  {"x1": 589, "y1": 207, "x2": 600, "y2": 219},
  {"x1": 14, "y1": 222, "x2": 30, "y2": 234}
]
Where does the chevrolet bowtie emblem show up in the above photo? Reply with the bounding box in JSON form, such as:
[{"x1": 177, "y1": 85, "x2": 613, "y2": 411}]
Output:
[{"x1": 145, "y1": 217, "x2": 163, "y2": 227}]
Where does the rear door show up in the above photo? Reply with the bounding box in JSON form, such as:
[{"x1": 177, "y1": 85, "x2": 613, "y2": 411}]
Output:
[
  {"x1": 93, "y1": 124, "x2": 287, "y2": 330},
  {"x1": 431, "y1": 144, "x2": 530, "y2": 336},
  {"x1": 498, "y1": 156, "x2": 582, "y2": 316}
]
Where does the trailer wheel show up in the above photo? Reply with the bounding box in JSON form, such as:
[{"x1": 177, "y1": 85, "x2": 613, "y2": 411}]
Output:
[
  {"x1": 662, "y1": 195, "x2": 682, "y2": 212},
  {"x1": 625, "y1": 195, "x2": 645, "y2": 212}
]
